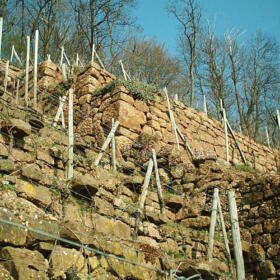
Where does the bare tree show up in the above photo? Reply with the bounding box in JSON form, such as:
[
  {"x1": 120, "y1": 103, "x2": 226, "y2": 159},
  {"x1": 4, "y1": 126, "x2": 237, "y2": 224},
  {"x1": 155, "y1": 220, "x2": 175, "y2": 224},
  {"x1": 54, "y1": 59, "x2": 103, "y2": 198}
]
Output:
[
  {"x1": 168, "y1": 0, "x2": 201, "y2": 107},
  {"x1": 120, "y1": 37, "x2": 183, "y2": 90}
]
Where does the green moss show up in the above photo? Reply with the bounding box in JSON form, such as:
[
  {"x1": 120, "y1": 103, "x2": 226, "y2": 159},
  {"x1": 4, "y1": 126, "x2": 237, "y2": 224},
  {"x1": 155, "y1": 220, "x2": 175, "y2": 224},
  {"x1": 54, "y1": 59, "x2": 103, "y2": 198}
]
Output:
[
  {"x1": 0, "y1": 182, "x2": 15, "y2": 192},
  {"x1": 235, "y1": 164, "x2": 254, "y2": 173},
  {"x1": 92, "y1": 79, "x2": 161, "y2": 102},
  {"x1": 50, "y1": 182, "x2": 60, "y2": 197}
]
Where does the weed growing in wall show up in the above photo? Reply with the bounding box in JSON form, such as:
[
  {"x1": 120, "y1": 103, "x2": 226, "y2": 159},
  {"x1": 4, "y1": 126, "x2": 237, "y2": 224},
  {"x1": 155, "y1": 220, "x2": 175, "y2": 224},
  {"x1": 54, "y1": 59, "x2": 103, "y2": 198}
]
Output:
[{"x1": 92, "y1": 79, "x2": 161, "y2": 102}]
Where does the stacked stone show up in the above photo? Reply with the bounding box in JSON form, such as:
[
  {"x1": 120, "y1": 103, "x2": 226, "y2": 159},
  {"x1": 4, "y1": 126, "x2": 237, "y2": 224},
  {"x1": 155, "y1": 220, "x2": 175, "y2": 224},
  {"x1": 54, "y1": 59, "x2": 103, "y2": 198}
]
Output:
[
  {"x1": 19, "y1": 60, "x2": 62, "y2": 97},
  {"x1": 75, "y1": 61, "x2": 115, "y2": 98},
  {"x1": 74, "y1": 79, "x2": 279, "y2": 173},
  {"x1": 239, "y1": 175, "x2": 280, "y2": 279},
  {"x1": 0, "y1": 102, "x2": 280, "y2": 279},
  {"x1": 0, "y1": 60, "x2": 23, "y2": 95}
]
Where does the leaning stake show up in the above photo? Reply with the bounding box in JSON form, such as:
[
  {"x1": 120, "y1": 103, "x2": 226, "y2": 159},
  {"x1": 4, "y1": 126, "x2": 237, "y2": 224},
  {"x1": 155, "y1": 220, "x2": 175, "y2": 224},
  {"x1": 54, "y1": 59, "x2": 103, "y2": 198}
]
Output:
[
  {"x1": 228, "y1": 191, "x2": 245, "y2": 280},
  {"x1": 33, "y1": 30, "x2": 39, "y2": 110}
]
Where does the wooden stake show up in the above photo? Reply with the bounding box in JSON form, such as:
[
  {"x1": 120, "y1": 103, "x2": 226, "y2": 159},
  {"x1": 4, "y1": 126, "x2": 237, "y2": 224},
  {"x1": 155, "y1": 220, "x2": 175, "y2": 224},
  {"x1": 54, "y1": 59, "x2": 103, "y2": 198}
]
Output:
[
  {"x1": 133, "y1": 157, "x2": 154, "y2": 240},
  {"x1": 63, "y1": 51, "x2": 70, "y2": 66},
  {"x1": 33, "y1": 30, "x2": 39, "y2": 110},
  {"x1": 15, "y1": 79, "x2": 20, "y2": 105},
  {"x1": 24, "y1": 36, "x2": 30, "y2": 106},
  {"x1": 203, "y1": 94, "x2": 207, "y2": 115},
  {"x1": 277, "y1": 109, "x2": 280, "y2": 131},
  {"x1": 139, "y1": 157, "x2": 154, "y2": 210},
  {"x1": 94, "y1": 121, "x2": 120, "y2": 167},
  {"x1": 174, "y1": 93, "x2": 178, "y2": 101},
  {"x1": 67, "y1": 90, "x2": 74, "y2": 176},
  {"x1": 10, "y1": 45, "x2": 14, "y2": 62},
  {"x1": 0, "y1": 17, "x2": 3, "y2": 59},
  {"x1": 217, "y1": 195, "x2": 233, "y2": 274},
  {"x1": 207, "y1": 188, "x2": 219, "y2": 261},
  {"x1": 112, "y1": 118, "x2": 116, "y2": 172},
  {"x1": 47, "y1": 54, "x2": 51, "y2": 62},
  {"x1": 228, "y1": 191, "x2": 245, "y2": 280},
  {"x1": 67, "y1": 89, "x2": 74, "y2": 179},
  {"x1": 152, "y1": 149, "x2": 165, "y2": 214},
  {"x1": 4, "y1": 60, "x2": 9, "y2": 94},
  {"x1": 62, "y1": 63, "x2": 67, "y2": 84},
  {"x1": 76, "y1": 53, "x2": 79, "y2": 66},
  {"x1": 60, "y1": 46, "x2": 64, "y2": 66},
  {"x1": 91, "y1": 43, "x2": 95, "y2": 62},
  {"x1": 223, "y1": 108, "x2": 229, "y2": 162},
  {"x1": 164, "y1": 87, "x2": 180, "y2": 150},
  {"x1": 10, "y1": 45, "x2": 21, "y2": 65},
  {"x1": 53, "y1": 96, "x2": 66, "y2": 128},
  {"x1": 226, "y1": 119, "x2": 246, "y2": 164},
  {"x1": 265, "y1": 126, "x2": 270, "y2": 147},
  {"x1": 175, "y1": 124, "x2": 193, "y2": 157},
  {"x1": 119, "y1": 60, "x2": 127, "y2": 81}
]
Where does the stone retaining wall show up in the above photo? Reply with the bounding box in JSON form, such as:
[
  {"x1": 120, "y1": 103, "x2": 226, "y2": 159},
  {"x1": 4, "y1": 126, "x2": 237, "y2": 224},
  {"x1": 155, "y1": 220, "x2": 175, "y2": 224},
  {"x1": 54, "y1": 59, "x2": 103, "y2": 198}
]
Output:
[{"x1": 73, "y1": 63, "x2": 279, "y2": 173}]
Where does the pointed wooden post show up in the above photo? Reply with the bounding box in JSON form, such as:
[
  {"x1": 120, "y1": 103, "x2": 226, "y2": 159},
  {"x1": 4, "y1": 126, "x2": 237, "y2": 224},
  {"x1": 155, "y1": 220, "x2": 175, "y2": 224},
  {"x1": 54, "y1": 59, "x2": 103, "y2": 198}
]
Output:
[
  {"x1": 217, "y1": 195, "x2": 233, "y2": 274},
  {"x1": 152, "y1": 149, "x2": 165, "y2": 214},
  {"x1": 277, "y1": 109, "x2": 280, "y2": 131},
  {"x1": 33, "y1": 30, "x2": 39, "y2": 110},
  {"x1": 53, "y1": 96, "x2": 66, "y2": 128},
  {"x1": 47, "y1": 54, "x2": 51, "y2": 62},
  {"x1": 176, "y1": 124, "x2": 193, "y2": 157},
  {"x1": 67, "y1": 89, "x2": 74, "y2": 179},
  {"x1": 24, "y1": 36, "x2": 30, "y2": 106},
  {"x1": 164, "y1": 87, "x2": 180, "y2": 150},
  {"x1": 112, "y1": 118, "x2": 116, "y2": 172},
  {"x1": 265, "y1": 126, "x2": 270, "y2": 147},
  {"x1": 228, "y1": 191, "x2": 245, "y2": 280},
  {"x1": 60, "y1": 46, "x2": 64, "y2": 66},
  {"x1": 10, "y1": 45, "x2": 14, "y2": 62},
  {"x1": 203, "y1": 94, "x2": 207, "y2": 116},
  {"x1": 94, "y1": 121, "x2": 120, "y2": 167},
  {"x1": 220, "y1": 99, "x2": 229, "y2": 163},
  {"x1": 62, "y1": 63, "x2": 67, "y2": 84},
  {"x1": 226, "y1": 120, "x2": 246, "y2": 164},
  {"x1": 0, "y1": 17, "x2": 3, "y2": 59},
  {"x1": 133, "y1": 157, "x2": 154, "y2": 240},
  {"x1": 119, "y1": 60, "x2": 127, "y2": 81},
  {"x1": 63, "y1": 51, "x2": 70, "y2": 66},
  {"x1": 76, "y1": 53, "x2": 79, "y2": 66},
  {"x1": 207, "y1": 188, "x2": 219, "y2": 261}
]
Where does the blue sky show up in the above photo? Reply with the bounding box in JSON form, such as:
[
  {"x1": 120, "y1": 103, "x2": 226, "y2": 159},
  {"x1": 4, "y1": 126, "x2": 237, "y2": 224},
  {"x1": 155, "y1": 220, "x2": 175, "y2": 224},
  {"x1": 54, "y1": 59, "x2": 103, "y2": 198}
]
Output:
[{"x1": 133, "y1": 0, "x2": 280, "y2": 56}]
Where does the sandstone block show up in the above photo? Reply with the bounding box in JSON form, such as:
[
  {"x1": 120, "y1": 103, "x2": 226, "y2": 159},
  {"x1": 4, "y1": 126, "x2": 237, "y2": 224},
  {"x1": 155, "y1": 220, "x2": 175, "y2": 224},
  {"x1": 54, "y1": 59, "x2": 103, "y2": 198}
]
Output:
[
  {"x1": 0, "y1": 159, "x2": 15, "y2": 172},
  {"x1": 181, "y1": 216, "x2": 210, "y2": 229},
  {"x1": 0, "y1": 247, "x2": 48, "y2": 280},
  {"x1": 92, "y1": 214, "x2": 131, "y2": 240},
  {"x1": 72, "y1": 173, "x2": 100, "y2": 196},
  {"x1": 134, "y1": 100, "x2": 149, "y2": 112},
  {"x1": 37, "y1": 149, "x2": 54, "y2": 165},
  {"x1": 256, "y1": 260, "x2": 276, "y2": 278},
  {"x1": 0, "y1": 209, "x2": 27, "y2": 246},
  {"x1": 103, "y1": 100, "x2": 146, "y2": 132},
  {"x1": 249, "y1": 244, "x2": 265, "y2": 262},
  {"x1": 50, "y1": 246, "x2": 87, "y2": 279},
  {"x1": 21, "y1": 164, "x2": 42, "y2": 182},
  {"x1": 16, "y1": 179, "x2": 52, "y2": 207}
]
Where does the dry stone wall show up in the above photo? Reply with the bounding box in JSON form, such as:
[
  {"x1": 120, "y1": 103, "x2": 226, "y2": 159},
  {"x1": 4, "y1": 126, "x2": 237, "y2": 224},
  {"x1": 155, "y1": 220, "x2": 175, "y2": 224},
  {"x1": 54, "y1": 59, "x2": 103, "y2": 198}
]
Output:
[
  {"x1": 73, "y1": 66, "x2": 279, "y2": 173},
  {"x1": 0, "y1": 60, "x2": 279, "y2": 279}
]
